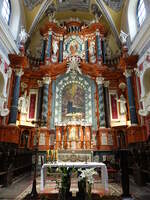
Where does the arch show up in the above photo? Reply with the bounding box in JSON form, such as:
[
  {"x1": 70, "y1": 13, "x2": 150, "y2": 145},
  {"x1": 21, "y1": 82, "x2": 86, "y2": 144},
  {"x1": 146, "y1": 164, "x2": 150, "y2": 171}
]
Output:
[
  {"x1": 28, "y1": 0, "x2": 52, "y2": 36},
  {"x1": 95, "y1": 0, "x2": 121, "y2": 47},
  {"x1": 0, "y1": 72, "x2": 5, "y2": 96},
  {"x1": 143, "y1": 67, "x2": 150, "y2": 95},
  {"x1": 9, "y1": 0, "x2": 21, "y2": 39},
  {"x1": 128, "y1": 0, "x2": 138, "y2": 41}
]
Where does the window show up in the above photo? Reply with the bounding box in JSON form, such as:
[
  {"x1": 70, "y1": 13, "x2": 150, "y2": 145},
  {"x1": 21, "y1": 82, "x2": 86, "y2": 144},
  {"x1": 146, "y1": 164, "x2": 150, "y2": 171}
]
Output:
[
  {"x1": 1, "y1": 0, "x2": 11, "y2": 24},
  {"x1": 137, "y1": 0, "x2": 146, "y2": 27}
]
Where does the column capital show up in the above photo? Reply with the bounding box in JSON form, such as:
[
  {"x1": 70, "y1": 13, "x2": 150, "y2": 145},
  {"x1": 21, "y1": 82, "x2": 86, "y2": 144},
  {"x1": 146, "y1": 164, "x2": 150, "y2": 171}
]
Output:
[
  {"x1": 123, "y1": 69, "x2": 132, "y2": 78},
  {"x1": 60, "y1": 35, "x2": 64, "y2": 41},
  {"x1": 14, "y1": 68, "x2": 24, "y2": 77},
  {"x1": 43, "y1": 77, "x2": 51, "y2": 85},
  {"x1": 104, "y1": 81, "x2": 109, "y2": 87},
  {"x1": 37, "y1": 80, "x2": 43, "y2": 87},
  {"x1": 48, "y1": 30, "x2": 52, "y2": 35},
  {"x1": 134, "y1": 68, "x2": 142, "y2": 77},
  {"x1": 96, "y1": 29, "x2": 100, "y2": 36},
  {"x1": 96, "y1": 77, "x2": 104, "y2": 85}
]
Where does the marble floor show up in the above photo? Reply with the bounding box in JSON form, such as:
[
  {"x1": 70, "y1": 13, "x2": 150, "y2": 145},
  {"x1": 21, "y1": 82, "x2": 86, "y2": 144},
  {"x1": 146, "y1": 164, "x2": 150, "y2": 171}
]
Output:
[{"x1": 0, "y1": 174, "x2": 150, "y2": 200}]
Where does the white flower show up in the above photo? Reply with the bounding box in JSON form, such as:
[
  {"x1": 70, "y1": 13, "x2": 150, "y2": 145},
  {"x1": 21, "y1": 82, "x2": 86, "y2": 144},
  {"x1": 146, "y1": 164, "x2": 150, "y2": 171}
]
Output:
[{"x1": 78, "y1": 168, "x2": 97, "y2": 184}]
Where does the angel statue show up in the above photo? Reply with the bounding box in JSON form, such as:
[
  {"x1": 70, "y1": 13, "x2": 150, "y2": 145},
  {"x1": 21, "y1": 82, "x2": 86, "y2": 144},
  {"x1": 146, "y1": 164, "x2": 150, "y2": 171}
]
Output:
[{"x1": 19, "y1": 26, "x2": 29, "y2": 43}]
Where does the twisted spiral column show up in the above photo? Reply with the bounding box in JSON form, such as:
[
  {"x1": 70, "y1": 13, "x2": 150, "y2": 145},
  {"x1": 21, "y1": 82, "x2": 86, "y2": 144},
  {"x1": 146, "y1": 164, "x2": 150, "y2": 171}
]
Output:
[
  {"x1": 96, "y1": 77, "x2": 106, "y2": 127},
  {"x1": 96, "y1": 30, "x2": 102, "y2": 63},
  {"x1": 41, "y1": 77, "x2": 51, "y2": 126},
  {"x1": 36, "y1": 80, "x2": 43, "y2": 121},
  {"x1": 46, "y1": 30, "x2": 52, "y2": 59},
  {"x1": 85, "y1": 39, "x2": 89, "y2": 63},
  {"x1": 104, "y1": 81, "x2": 110, "y2": 128},
  {"x1": 59, "y1": 36, "x2": 63, "y2": 63}
]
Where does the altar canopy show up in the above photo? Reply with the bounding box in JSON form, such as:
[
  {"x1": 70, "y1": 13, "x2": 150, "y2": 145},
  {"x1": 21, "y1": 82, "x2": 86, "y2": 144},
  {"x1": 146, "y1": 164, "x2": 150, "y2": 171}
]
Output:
[{"x1": 40, "y1": 162, "x2": 108, "y2": 192}]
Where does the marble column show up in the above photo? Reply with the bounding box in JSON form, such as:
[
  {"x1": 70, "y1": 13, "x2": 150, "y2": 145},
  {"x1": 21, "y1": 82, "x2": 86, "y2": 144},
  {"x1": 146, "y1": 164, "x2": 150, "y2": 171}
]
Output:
[
  {"x1": 46, "y1": 31, "x2": 52, "y2": 59},
  {"x1": 36, "y1": 80, "x2": 43, "y2": 121},
  {"x1": 85, "y1": 39, "x2": 89, "y2": 63},
  {"x1": 41, "y1": 37, "x2": 47, "y2": 63},
  {"x1": 96, "y1": 77, "x2": 106, "y2": 127},
  {"x1": 96, "y1": 31, "x2": 102, "y2": 63},
  {"x1": 59, "y1": 36, "x2": 63, "y2": 63},
  {"x1": 101, "y1": 38, "x2": 106, "y2": 64},
  {"x1": 104, "y1": 81, "x2": 110, "y2": 128},
  {"x1": 124, "y1": 69, "x2": 138, "y2": 125},
  {"x1": 9, "y1": 69, "x2": 24, "y2": 124},
  {"x1": 41, "y1": 77, "x2": 51, "y2": 126}
]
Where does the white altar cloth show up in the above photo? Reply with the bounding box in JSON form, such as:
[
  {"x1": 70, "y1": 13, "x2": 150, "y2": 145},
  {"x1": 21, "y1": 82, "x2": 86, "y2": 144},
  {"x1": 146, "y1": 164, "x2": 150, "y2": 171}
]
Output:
[{"x1": 41, "y1": 162, "x2": 108, "y2": 192}]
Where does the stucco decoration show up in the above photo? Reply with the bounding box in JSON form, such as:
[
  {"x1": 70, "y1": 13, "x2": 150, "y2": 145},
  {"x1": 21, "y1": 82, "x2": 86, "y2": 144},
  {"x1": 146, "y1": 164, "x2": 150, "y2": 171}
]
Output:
[
  {"x1": 103, "y1": 0, "x2": 124, "y2": 11},
  {"x1": 24, "y1": 0, "x2": 43, "y2": 10}
]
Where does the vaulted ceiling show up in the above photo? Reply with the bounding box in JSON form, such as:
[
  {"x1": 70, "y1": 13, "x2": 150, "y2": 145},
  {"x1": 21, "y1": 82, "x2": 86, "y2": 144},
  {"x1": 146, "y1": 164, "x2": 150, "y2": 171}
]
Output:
[{"x1": 22, "y1": 0, "x2": 124, "y2": 58}]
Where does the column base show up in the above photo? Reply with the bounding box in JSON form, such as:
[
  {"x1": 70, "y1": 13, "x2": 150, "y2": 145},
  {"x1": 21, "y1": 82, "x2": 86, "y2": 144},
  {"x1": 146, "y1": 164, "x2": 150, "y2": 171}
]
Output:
[
  {"x1": 130, "y1": 123, "x2": 138, "y2": 126},
  {"x1": 122, "y1": 197, "x2": 134, "y2": 200},
  {"x1": 8, "y1": 123, "x2": 17, "y2": 126}
]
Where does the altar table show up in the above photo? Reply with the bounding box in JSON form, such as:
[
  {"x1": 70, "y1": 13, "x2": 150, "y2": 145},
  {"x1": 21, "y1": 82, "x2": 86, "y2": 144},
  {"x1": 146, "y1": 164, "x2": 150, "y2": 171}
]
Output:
[{"x1": 41, "y1": 162, "x2": 108, "y2": 192}]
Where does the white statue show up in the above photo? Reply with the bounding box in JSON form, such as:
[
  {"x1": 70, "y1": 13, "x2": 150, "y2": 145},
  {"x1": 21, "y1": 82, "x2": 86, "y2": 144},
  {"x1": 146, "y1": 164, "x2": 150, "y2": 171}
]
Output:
[
  {"x1": 66, "y1": 56, "x2": 82, "y2": 75},
  {"x1": 118, "y1": 94, "x2": 127, "y2": 115},
  {"x1": 89, "y1": 41, "x2": 95, "y2": 56},
  {"x1": 120, "y1": 30, "x2": 128, "y2": 45},
  {"x1": 0, "y1": 95, "x2": 9, "y2": 116},
  {"x1": 18, "y1": 90, "x2": 29, "y2": 114},
  {"x1": 139, "y1": 92, "x2": 150, "y2": 116},
  {"x1": 52, "y1": 40, "x2": 59, "y2": 55},
  {"x1": 19, "y1": 26, "x2": 29, "y2": 43}
]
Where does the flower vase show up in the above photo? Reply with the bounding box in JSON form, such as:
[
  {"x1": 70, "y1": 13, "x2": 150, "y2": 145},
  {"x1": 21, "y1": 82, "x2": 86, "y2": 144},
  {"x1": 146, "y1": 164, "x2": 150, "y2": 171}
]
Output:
[
  {"x1": 87, "y1": 183, "x2": 92, "y2": 200},
  {"x1": 78, "y1": 178, "x2": 86, "y2": 199}
]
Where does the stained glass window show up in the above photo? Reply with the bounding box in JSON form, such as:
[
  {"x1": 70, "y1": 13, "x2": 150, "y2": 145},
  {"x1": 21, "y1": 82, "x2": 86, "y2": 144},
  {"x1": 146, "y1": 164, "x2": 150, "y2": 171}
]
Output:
[{"x1": 137, "y1": 0, "x2": 146, "y2": 27}]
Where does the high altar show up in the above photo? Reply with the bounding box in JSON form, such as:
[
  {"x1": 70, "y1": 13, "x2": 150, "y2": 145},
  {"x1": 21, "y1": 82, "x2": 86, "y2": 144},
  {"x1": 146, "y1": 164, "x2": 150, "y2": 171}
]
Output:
[{"x1": 3, "y1": 18, "x2": 146, "y2": 163}]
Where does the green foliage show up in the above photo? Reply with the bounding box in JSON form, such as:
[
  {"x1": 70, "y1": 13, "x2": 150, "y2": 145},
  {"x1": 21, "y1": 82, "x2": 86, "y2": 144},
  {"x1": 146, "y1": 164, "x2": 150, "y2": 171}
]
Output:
[{"x1": 55, "y1": 167, "x2": 76, "y2": 200}]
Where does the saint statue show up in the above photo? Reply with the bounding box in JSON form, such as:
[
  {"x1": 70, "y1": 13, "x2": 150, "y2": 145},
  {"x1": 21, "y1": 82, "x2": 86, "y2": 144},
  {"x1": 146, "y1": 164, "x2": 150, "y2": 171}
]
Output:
[
  {"x1": 18, "y1": 90, "x2": 29, "y2": 114},
  {"x1": 52, "y1": 40, "x2": 59, "y2": 55},
  {"x1": 0, "y1": 95, "x2": 9, "y2": 116},
  {"x1": 89, "y1": 41, "x2": 95, "y2": 56},
  {"x1": 118, "y1": 94, "x2": 127, "y2": 115}
]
